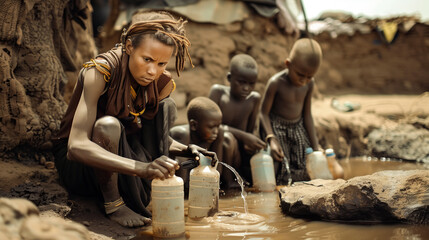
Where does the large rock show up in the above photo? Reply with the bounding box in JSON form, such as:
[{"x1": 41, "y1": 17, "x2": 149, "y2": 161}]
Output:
[
  {"x1": 0, "y1": 197, "x2": 90, "y2": 240},
  {"x1": 367, "y1": 124, "x2": 429, "y2": 163},
  {"x1": 279, "y1": 170, "x2": 429, "y2": 224}
]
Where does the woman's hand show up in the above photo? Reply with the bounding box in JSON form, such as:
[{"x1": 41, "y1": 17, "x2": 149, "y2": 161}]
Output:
[
  {"x1": 137, "y1": 156, "x2": 179, "y2": 180},
  {"x1": 186, "y1": 144, "x2": 218, "y2": 166}
]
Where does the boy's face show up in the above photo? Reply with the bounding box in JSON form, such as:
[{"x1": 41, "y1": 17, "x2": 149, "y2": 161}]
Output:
[
  {"x1": 286, "y1": 59, "x2": 318, "y2": 87},
  {"x1": 228, "y1": 68, "x2": 257, "y2": 100},
  {"x1": 192, "y1": 110, "x2": 222, "y2": 143}
]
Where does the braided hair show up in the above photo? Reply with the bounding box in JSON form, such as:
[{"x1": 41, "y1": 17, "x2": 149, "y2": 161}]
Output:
[{"x1": 121, "y1": 10, "x2": 193, "y2": 76}]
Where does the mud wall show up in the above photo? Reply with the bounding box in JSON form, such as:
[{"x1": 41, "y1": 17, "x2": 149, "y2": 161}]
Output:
[
  {"x1": 315, "y1": 24, "x2": 429, "y2": 95},
  {"x1": 0, "y1": 0, "x2": 96, "y2": 152},
  {"x1": 145, "y1": 15, "x2": 429, "y2": 103}
]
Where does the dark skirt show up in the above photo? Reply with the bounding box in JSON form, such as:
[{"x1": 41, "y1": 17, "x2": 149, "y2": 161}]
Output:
[{"x1": 269, "y1": 112, "x2": 311, "y2": 184}]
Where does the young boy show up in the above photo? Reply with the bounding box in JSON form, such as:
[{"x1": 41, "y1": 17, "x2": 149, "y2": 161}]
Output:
[
  {"x1": 260, "y1": 38, "x2": 322, "y2": 184},
  {"x1": 208, "y1": 54, "x2": 266, "y2": 185},
  {"x1": 170, "y1": 96, "x2": 239, "y2": 191}
]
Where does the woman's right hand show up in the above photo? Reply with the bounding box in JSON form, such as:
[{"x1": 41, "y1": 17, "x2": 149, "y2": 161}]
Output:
[
  {"x1": 269, "y1": 139, "x2": 284, "y2": 162},
  {"x1": 137, "y1": 156, "x2": 179, "y2": 180}
]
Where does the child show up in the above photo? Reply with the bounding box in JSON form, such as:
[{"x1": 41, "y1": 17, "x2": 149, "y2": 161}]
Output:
[
  {"x1": 260, "y1": 38, "x2": 323, "y2": 184},
  {"x1": 170, "y1": 96, "x2": 239, "y2": 190},
  {"x1": 209, "y1": 54, "x2": 266, "y2": 185}
]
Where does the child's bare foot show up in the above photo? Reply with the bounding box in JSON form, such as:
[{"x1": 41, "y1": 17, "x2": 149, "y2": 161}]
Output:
[{"x1": 108, "y1": 205, "x2": 151, "y2": 228}]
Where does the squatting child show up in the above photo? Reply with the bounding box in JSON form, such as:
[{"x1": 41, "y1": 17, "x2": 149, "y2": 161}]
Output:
[{"x1": 170, "y1": 96, "x2": 239, "y2": 191}]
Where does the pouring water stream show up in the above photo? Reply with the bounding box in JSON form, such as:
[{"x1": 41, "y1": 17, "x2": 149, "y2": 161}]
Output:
[{"x1": 219, "y1": 162, "x2": 249, "y2": 214}]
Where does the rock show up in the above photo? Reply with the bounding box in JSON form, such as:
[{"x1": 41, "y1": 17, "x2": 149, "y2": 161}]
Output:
[
  {"x1": 44, "y1": 161, "x2": 55, "y2": 169},
  {"x1": 367, "y1": 124, "x2": 429, "y2": 163},
  {"x1": 279, "y1": 170, "x2": 429, "y2": 224},
  {"x1": 39, "y1": 203, "x2": 72, "y2": 218},
  {"x1": 0, "y1": 198, "x2": 90, "y2": 240},
  {"x1": 10, "y1": 182, "x2": 68, "y2": 206},
  {"x1": 40, "y1": 156, "x2": 47, "y2": 165}
]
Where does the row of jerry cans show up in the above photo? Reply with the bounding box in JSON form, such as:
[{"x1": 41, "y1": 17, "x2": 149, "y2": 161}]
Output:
[
  {"x1": 151, "y1": 154, "x2": 219, "y2": 238},
  {"x1": 250, "y1": 147, "x2": 341, "y2": 192},
  {"x1": 151, "y1": 147, "x2": 340, "y2": 238}
]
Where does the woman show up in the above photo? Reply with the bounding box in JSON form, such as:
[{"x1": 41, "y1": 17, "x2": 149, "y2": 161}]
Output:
[{"x1": 53, "y1": 10, "x2": 215, "y2": 228}]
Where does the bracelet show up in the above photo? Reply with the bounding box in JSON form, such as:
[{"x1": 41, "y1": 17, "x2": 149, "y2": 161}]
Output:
[{"x1": 265, "y1": 134, "x2": 277, "y2": 143}]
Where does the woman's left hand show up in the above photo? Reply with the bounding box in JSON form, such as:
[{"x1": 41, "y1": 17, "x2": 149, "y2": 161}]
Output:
[{"x1": 186, "y1": 144, "x2": 218, "y2": 166}]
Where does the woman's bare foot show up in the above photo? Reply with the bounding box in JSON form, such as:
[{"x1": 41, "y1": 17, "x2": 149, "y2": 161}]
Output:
[{"x1": 108, "y1": 205, "x2": 151, "y2": 228}]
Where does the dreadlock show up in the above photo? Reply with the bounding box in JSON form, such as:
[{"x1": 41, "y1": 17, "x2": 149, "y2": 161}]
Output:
[{"x1": 121, "y1": 10, "x2": 193, "y2": 77}]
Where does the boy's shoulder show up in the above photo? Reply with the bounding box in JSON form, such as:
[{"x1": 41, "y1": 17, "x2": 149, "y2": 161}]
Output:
[
  {"x1": 210, "y1": 84, "x2": 229, "y2": 93},
  {"x1": 209, "y1": 84, "x2": 230, "y2": 101},
  {"x1": 248, "y1": 90, "x2": 261, "y2": 100},
  {"x1": 269, "y1": 69, "x2": 288, "y2": 83},
  {"x1": 170, "y1": 124, "x2": 190, "y2": 144}
]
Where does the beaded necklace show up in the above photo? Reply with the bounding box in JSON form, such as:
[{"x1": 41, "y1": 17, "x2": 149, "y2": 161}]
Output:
[{"x1": 129, "y1": 84, "x2": 147, "y2": 122}]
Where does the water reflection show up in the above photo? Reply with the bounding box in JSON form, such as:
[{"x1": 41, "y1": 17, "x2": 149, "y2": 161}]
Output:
[
  {"x1": 135, "y1": 158, "x2": 429, "y2": 240},
  {"x1": 341, "y1": 156, "x2": 429, "y2": 180}
]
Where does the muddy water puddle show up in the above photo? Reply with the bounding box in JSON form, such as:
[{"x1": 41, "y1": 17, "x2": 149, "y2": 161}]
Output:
[
  {"x1": 136, "y1": 157, "x2": 429, "y2": 240},
  {"x1": 341, "y1": 156, "x2": 429, "y2": 180}
]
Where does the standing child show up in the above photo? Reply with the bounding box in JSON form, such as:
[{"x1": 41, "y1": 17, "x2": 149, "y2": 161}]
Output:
[
  {"x1": 260, "y1": 38, "x2": 322, "y2": 184},
  {"x1": 170, "y1": 97, "x2": 239, "y2": 191},
  {"x1": 209, "y1": 54, "x2": 266, "y2": 185}
]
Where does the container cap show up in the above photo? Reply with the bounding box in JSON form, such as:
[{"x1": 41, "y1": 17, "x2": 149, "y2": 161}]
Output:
[
  {"x1": 305, "y1": 147, "x2": 313, "y2": 154},
  {"x1": 261, "y1": 145, "x2": 271, "y2": 154},
  {"x1": 199, "y1": 154, "x2": 212, "y2": 166},
  {"x1": 325, "y1": 148, "x2": 335, "y2": 157}
]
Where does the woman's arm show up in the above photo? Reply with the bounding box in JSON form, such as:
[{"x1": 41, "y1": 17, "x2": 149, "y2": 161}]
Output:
[{"x1": 67, "y1": 68, "x2": 177, "y2": 179}]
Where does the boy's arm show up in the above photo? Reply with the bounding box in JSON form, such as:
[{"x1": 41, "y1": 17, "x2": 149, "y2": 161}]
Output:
[
  {"x1": 303, "y1": 80, "x2": 319, "y2": 150},
  {"x1": 209, "y1": 125, "x2": 224, "y2": 165},
  {"x1": 260, "y1": 78, "x2": 284, "y2": 162},
  {"x1": 223, "y1": 125, "x2": 265, "y2": 152},
  {"x1": 246, "y1": 92, "x2": 262, "y2": 134}
]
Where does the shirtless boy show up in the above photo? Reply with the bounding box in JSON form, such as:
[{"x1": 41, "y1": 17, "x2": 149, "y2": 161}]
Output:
[
  {"x1": 260, "y1": 38, "x2": 322, "y2": 184},
  {"x1": 170, "y1": 97, "x2": 239, "y2": 190},
  {"x1": 209, "y1": 54, "x2": 266, "y2": 185}
]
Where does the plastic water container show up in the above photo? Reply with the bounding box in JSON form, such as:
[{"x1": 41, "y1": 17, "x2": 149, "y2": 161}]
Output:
[
  {"x1": 250, "y1": 147, "x2": 276, "y2": 192},
  {"x1": 325, "y1": 148, "x2": 344, "y2": 179},
  {"x1": 305, "y1": 147, "x2": 333, "y2": 180},
  {"x1": 188, "y1": 154, "x2": 220, "y2": 219},
  {"x1": 151, "y1": 175, "x2": 185, "y2": 238}
]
